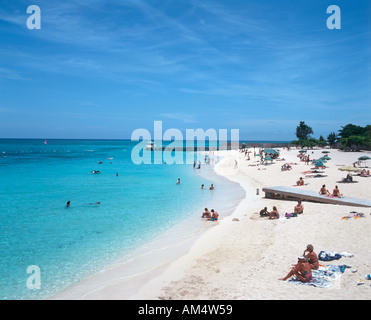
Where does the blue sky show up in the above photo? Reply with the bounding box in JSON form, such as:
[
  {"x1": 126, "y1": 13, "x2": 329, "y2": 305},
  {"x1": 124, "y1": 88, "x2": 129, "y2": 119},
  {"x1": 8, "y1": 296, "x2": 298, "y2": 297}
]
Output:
[{"x1": 0, "y1": 0, "x2": 370, "y2": 140}]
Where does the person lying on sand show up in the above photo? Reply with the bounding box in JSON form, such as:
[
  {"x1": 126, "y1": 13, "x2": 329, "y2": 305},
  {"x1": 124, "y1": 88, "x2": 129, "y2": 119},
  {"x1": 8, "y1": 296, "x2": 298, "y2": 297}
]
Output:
[
  {"x1": 294, "y1": 201, "x2": 304, "y2": 215},
  {"x1": 319, "y1": 184, "x2": 330, "y2": 195},
  {"x1": 303, "y1": 244, "x2": 319, "y2": 270},
  {"x1": 279, "y1": 256, "x2": 312, "y2": 283},
  {"x1": 269, "y1": 206, "x2": 279, "y2": 219}
]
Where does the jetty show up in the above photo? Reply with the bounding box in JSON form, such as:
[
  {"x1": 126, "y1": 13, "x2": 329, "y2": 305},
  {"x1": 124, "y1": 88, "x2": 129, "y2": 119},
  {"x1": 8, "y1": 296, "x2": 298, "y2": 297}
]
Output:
[
  {"x1": 148, "y1": 142, "x2": 288, "y2": 152},
  {"x1": 262, "y1": 186, "x2": 371, "y2": 208}
]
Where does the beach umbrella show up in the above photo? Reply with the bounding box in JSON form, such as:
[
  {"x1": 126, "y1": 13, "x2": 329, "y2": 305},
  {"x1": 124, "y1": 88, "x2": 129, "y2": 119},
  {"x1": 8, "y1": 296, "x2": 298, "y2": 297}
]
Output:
[
  {"x1": 314, "y1": 161, "x2": 325, "y2": 167},
  {"x1": 338, "y1": 166, "x2": 362, "y2": 172},
  {"x1": 256, "y1": 154, "x2": 262, "y2": 157},
  {"x1": 263, "y1": 156, "x2": 273, "y2": 165},
  {"x1": 358, "y1": 156, "x2": 370, "y2": 161},
  {"x1": 299, "y1": 150, "x2": 306, "y2": 153},
  {"x1": 322, "y1": 151, "x2": 330, "y2": 154},
  {"x1": 320, "y1": 155, "x2": 331, "y2": 160},
  {"x1": 313, "y1": 159, "x2": 327, "y2": 163}
]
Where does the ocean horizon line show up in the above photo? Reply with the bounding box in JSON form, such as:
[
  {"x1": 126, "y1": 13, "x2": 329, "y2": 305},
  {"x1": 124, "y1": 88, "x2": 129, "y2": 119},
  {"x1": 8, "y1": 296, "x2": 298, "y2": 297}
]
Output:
[{"x1": 0, "y1": 138, "x2": 291, "y2": 143}]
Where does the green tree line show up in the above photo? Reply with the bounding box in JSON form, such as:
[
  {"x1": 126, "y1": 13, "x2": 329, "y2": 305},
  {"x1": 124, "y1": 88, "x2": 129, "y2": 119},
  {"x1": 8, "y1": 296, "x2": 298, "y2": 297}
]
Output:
[{"x1": 291, "y1": 121, "x2": 371, "y2": 150}]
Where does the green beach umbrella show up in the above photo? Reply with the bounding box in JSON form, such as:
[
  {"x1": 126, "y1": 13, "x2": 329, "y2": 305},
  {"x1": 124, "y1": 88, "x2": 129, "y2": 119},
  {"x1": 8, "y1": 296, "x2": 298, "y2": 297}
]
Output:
[
  {"x1": 299, "y1": 150, "x2": 306, "y2": 153},
  {"x1": 313, "y1": 159, "x2": 327, "y2": 163},
  {"x1": 358, "y1": 156, "x2": 370, "y2": 161},
  {"x1": 320, "y1": 155, "x2": 331, "y2": 160},
  {"x1": 322, "y1": 151, "x2": 330, "y2": 154},
  {"x1": 314, "y1": 161, "x2": 325, "y2": 166}
]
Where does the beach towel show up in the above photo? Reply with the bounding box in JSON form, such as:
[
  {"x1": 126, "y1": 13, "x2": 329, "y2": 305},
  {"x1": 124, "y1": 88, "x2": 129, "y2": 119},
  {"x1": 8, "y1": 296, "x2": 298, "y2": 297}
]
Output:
[
  {"x1": 285, "y1": 212, "x2": 298, "y2": 219},
  {"x1": 341, "y1": 212, "x2": 365, "y2": 220},
  {"x1": 287, "y1": 276, "x2": 333, "y2": 288},
  {"x1": 340, "y1": 251, "x2": 354, "y2": 258},
  {"x1": 286, "y1": 266, "x2": 342, "y2": 288},
  {"x1": 318, "y1": 251, "x2": 342, "y2": 261}
]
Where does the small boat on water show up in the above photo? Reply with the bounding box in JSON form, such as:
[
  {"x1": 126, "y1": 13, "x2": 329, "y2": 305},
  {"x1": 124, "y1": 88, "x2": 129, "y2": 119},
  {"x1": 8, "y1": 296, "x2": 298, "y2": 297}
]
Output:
[{"x1": 145, "y1": 141, "x2": 156, "y2": 150}]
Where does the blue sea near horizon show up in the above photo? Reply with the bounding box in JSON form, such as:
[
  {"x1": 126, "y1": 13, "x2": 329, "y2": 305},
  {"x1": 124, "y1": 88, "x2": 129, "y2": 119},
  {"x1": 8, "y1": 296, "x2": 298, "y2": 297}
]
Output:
[{"x1": 0, "y1": 139, "x2": 246, "y2": 300}]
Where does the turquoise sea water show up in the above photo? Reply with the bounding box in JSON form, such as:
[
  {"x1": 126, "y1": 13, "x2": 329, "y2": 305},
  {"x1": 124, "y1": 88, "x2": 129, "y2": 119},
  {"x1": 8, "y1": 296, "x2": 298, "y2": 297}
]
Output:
[{"x1": 0, "y1": 139, "x2": 244, "y2": 300}]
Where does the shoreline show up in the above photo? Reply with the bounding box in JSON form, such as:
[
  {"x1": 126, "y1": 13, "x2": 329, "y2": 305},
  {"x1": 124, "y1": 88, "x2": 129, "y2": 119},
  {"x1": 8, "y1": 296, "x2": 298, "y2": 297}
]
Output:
[
  {"x1": 131, "y1": 148, "x2": 371, "y2": 300},
  {"x1": 127, "y1": 150, "x2": 261, "y2": 300},
  {"x1": 50, "y1": 153, "x2": 246, "y2": 300},
  {"x1": 52, "y1": 148, "x2": 371, "y2": 300}
]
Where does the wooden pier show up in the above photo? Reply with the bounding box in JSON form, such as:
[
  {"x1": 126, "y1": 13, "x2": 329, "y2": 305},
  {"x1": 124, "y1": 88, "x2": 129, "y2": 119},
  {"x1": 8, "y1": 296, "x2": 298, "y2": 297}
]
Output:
[{"x1": 262, "y1": 186, "x2": 371, "y2": 208}]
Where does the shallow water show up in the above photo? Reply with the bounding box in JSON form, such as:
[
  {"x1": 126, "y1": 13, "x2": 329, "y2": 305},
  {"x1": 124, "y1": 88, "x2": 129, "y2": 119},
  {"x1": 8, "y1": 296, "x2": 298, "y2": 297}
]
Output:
[{"x1": 0, "y1": 139, "x2": 244, "y2": 299}]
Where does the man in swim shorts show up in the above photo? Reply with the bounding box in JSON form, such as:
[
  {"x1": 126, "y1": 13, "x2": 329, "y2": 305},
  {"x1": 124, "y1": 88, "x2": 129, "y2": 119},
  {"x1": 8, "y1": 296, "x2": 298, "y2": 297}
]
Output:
[
  {"x1": 332, "y1": 185, "x2": 341, "y2": 197},
  {"x1": 210, "y1": 209, "x2": 219, "y2": 221},
  {"x1": 279, "y1": 256, "x2": 312, "y2": 283},
  {"x1": 294, "y1": 200, "x2": 304, "y2": 215}
]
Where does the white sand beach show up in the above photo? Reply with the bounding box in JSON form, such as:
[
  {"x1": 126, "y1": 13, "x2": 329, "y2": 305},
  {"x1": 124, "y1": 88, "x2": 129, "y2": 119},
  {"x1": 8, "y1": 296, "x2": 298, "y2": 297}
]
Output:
[
  {"x1": 130, "y1": 148, "x2": 371, "y2": 300},
  {"x1": 54, "y1": 148, "x2": 371, "y2": 300}
]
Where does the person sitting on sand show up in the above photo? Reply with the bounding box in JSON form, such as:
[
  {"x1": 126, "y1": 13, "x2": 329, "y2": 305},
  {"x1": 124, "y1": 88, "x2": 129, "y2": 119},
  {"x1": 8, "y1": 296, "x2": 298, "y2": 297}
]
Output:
[
  {"x1": 332, "y1": 185, "x2": 342, "y2": 197},
  {"x1": 210, "y1": 209, "x2": 219, "y2": 221},
  {"x1": 279, "y1": 256, "x2": 312, "y2": 283},
  {"x1": 294, "y1": 200, "x2": 304, "y2": 215},
  {"x1": 346, "y1": 173, "x2": 353, "y2": 182},
  {"x1": 260, "y1": 207, "x2": 269, "y2": 217},
  {"x1": 303, "y1": 244, "x2": 319, "y2": 270},
  {"x1": 296, "y1": 177, "x2": 304, "y2": 186},
  {"x1": 269, "y1": 206, "x2": 280, "y2": 219},
  {"x1": 202, "y1": 208, "x2": 211, "y2": 219},
  {"x1": 319, "y1": 184, "x2": 330, "y2": 196}
]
